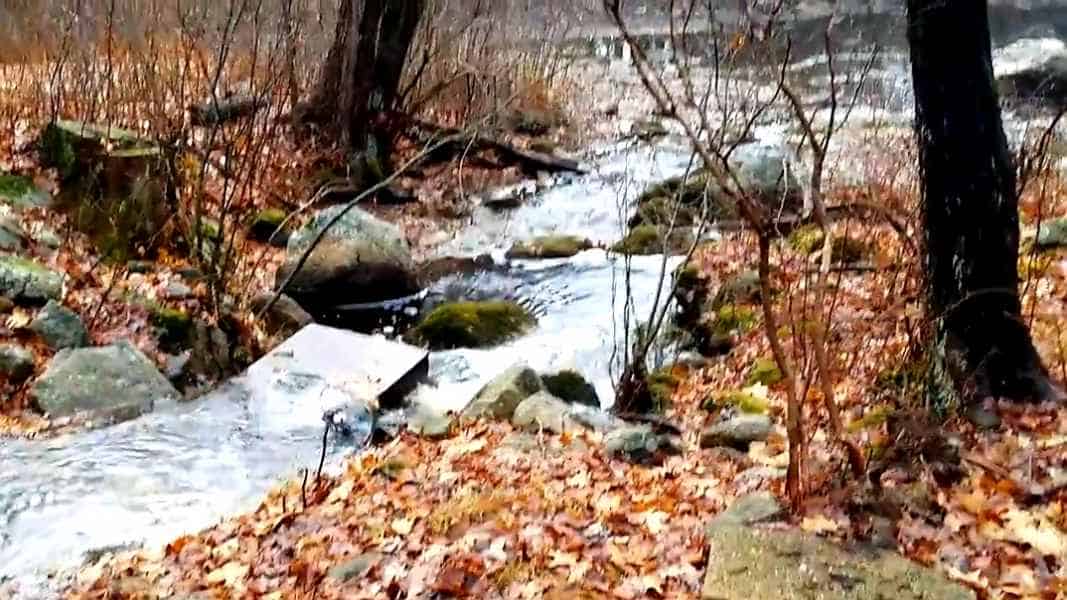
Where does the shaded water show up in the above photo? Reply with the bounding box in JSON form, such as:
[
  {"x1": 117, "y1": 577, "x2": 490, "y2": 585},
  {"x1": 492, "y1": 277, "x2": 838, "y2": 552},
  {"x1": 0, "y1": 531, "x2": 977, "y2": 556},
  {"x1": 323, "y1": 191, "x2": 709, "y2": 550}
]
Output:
[{"x1": 0, "y1": 140, "x2": 696, "y2": 598}]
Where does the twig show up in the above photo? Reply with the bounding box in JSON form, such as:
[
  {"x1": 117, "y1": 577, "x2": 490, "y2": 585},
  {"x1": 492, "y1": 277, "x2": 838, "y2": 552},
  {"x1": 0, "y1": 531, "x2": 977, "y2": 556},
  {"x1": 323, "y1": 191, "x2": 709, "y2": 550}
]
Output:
[
  {"x1": 316, "y1": 419, "x2": 329, "y2": 484},
  {"x1": 300, "y1": 468, "x2": 308, "y2": 510}
]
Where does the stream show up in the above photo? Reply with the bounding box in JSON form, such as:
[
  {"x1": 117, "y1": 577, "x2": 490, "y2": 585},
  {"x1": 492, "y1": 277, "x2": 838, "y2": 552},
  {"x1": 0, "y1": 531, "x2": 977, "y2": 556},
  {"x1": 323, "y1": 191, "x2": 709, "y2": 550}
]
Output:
[{"x1": 0, "y1": 139, "x2": 699, "y2": 598}]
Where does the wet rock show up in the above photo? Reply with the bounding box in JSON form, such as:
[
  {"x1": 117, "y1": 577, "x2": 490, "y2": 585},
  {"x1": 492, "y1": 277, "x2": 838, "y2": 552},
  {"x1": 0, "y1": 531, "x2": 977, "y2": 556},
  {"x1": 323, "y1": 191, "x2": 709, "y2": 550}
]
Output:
[
  {"x1": 0, "y1": 173, "x2": 50, "y2": 209},
  {"x1": 327, "y1": 552, "x2": 382, "y2": 583},
  {"x1": 275, "y1": 205, "x2": 420, "y2": 318},
  {"x1": 604, "y1": 424, "x2": 683, "y2": 465},
  {"x1": 541, "y1": 370, "x2": 600, "y2": 408},
  {"x1": 461, "y1": 364, "x2": 543, "y2": 420},
  {"x1": 30, "y1": 300, "x2": 89, "y2": 350},
  {"x1": 1036, "y1": 217, "x2": 1067, "y2": 249},
  {"x1": 610, "y1": 224, "x2": 692, "y2": 256},
  {"x1": 0, "y1": 343, "x2": 34, "y2": 383},
  {"x1": 512, "y1": 391, "x2": 582, "y2": 434},
  {"x1": 408, "y1": 300, "x2": 535, "y2": 350},
  {"x1": 0, "y1": 255, "x2": 63, "y2": 305},
  {"x1": 249, "y1": 207, "x2": 290, "y2": 247},
  {"x1": 714, "y1": 492, "x2": 784, "y2": 526},
  {"x1": 408, "y1": 405, "x2": 453, "y2": 439},
  {"x1": 700, "y1": 414, "x2": 772, "y2": 450},
  {"x1": 416, "y1": 254, "x2": 497, "y2": 287},
  {"x1": 32, "y1": 340, "x2": 177, "y2": 422},
  {"x1": 506, "y1": 235, "x2": 592, "y2": 259},
  {"x1": 702, "y1": 521, "x2": 975, "y2": 600},
  {"x1": 250, "y1": 292, "x2": 313, "y2": 339}
]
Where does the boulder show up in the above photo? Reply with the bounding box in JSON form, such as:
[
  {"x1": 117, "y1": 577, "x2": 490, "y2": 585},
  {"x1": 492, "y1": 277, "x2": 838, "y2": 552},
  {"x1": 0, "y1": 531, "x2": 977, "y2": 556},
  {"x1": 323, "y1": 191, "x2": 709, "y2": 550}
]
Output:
[
  {"x1": 461, "y1": 364, "x2": 543, "y2": 420},
  {"x1": 700, "y1": 414, "x2": 772, "y2": 450},
  {"x1": 610, "y1": 224, "x2": 692, "y2": 256},
  {"x1": 0, "y1": 256, "x2": 63, "y2": 305},
  {"x1": 0, "y1": 173, "x2": 50, "y2": 209},
  {"x1": 249, "y1": 208, "x2": 291, "y2": 247},
  {"x1": 1036, "y1": 217, "x2": 1067, "y2": 249},
  {"x1": 30, "y1": 300, "x2": 89, "y2": 350},
  {"x1": 506, "y1": 235, "x2": 592, "y2": 259},
  {"x1": 250, "y1": 293, "x2": 314, "y2": 339},
  {"x1": 0, "y1": 217, "x2": 24, "y2": 252},
  {"x1": 32, "y1": 341, "x2": 177, "y2": 422},
  {"x1": 275, "y1": 205, "x2": 420, "y2": 318},
  {"x1": 0, "y1": 343, "x2": 35, "y2": 383},
  {"x1": 512, "y1": 391, "x2": 581, "y2": 433},
  {"x1": 408, "y1": 301, "x2": 536, "y2": 350},
  {"x1": 604, "y1": 424, "x2": 683, "y2": 465},
  {"x1": 541, "y1": 370, "x2": 600, "y2": 408},
  {"x1": 702, "y1": 521, "x2": 975, "y2": 600},
  {"x1": 995, "y1": 38, "x2": 1067, "y2": 110}
]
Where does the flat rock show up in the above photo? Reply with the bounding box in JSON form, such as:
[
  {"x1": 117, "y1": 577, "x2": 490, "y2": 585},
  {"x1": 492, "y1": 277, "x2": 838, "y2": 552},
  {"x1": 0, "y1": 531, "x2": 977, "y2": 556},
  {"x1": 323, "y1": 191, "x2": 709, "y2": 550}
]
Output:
[
  {"x1": 702, "y1": 522, "x2": 975, "y2": 600},
  {"x1": 32, "y1": 341, "x2": 177, "y2": 423},
  {"x1": 0, "y1": 256, "x2": 63, "y2": 305}
]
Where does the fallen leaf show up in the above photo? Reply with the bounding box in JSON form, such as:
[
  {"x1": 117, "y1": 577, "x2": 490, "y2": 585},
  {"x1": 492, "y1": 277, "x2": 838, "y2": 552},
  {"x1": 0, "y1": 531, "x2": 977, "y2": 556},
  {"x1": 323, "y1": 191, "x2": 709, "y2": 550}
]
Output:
[{"x1": 206, "y1": 561, "x2": 249, "y2": 588}]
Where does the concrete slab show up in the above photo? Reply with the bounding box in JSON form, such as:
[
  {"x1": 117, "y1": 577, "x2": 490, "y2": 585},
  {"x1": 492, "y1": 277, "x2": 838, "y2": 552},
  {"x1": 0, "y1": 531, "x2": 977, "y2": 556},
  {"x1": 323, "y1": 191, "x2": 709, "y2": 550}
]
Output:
[{"x1": 244, "y1": 324, "x2": 429, "y2": 432}]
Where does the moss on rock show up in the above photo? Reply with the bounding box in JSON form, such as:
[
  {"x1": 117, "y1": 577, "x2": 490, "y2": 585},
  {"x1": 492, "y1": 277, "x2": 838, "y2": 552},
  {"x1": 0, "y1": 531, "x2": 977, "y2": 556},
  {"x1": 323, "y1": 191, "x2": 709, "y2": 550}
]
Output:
[
  {"x1": 506, "y1": 235, "x2": 592, "y2": 259},
  {"x1": 746, "y1": 357, "x2": 783, "y2": 386},
  {"x1": 151, "y1": 307, "x2": 193, "y2": 346},
  {"x1": 541, "y1": 370, "x2": 600, "y2": 408},
  {"x1": 646, "y1": 368, "x2": 681, "y2": 412},
  {"x1": 788, "y1": 224, "x2": 825, "y2": 255},
  {"x1": 712, "y1": 304, "x2": 758, "y2": 337},
  {"x1": 610, "y1": 225, "x2": 692, "y2": 256},
  {"x1": 410, "y1": 301, "x2": 536, "y2": 350}
]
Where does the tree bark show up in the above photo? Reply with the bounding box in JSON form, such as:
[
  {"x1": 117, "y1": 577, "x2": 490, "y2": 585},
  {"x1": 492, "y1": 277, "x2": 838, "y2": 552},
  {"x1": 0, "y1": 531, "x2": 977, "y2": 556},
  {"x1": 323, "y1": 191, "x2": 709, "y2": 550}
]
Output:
[
  {"x1": 308, "y1": 0, "x2": 425, "y2": 176},
  {"x1": 907, "y1": 0, "x2": 1062, "y2": 405}
]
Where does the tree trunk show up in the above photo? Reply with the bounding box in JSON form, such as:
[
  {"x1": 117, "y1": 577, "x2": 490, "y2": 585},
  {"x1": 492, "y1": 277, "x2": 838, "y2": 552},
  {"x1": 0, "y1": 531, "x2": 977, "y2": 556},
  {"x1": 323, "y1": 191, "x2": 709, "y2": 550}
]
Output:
[
  {"x1": 308, "y1": 0, "x2": 425, "y2": 178},
  {"x1": 907, "y1": 0, "x2": 1062, "y2": 405}
]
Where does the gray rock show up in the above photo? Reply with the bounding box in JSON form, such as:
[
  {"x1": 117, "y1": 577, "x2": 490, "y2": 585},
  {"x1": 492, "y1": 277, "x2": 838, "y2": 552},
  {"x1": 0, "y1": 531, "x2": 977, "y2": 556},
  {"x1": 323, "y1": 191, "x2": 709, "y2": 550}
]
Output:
[
  {"x1": 604, "y1": 425, "x2": 683, "y2": 465},
  {"x1": 702, "y1": 521, "x2": 975, "y2": 600},
  {"x1": 0, "y1": 344, "x2": 34, "y2": 383},
  {"x1": 276, "y1": 205, "x2": 419, "y2": 318},
  {"x1": 32, "y1": 340, "x2": 177, "y2": 422},
  {"x1": 0, "y1": 256, "x2": 63, "y2": 305},
  {"x1": 250, "y1": 292, "x2": 313, "y2": 338},
  {"x1": 700, "y1": 414, "x2": 772, "y2": 450},
  {"x1": 712, "y1": 270, "x2": 762, "y2": 309},
  {"x1": 461, "y1": 364, "x2": 543, "y2": 420},
  {"x1": 163, "y1": 282, "x2": 193, "y2": 300},
  {"x1": 512, "y1": 391, "x2": 581, "y2": 433},
  {"x1": 408, "y1": 406, "x2": 453, "y2": 439},
  {"x1": 1036, "y1": 217, "x2": 1067, "y2": 249},
  {"x1": 328, "y1": 553, "x2": 382, "y2": 583},
  {"x1": 0, "y1": 217, "x2": 24, "y2": 251},
  {"x1": 713, "y1": 492, "x2": 784, "y2": 526},
  {"x1": 126, "y1": 260, "x2": 155, "y2": 274},
  {"x1": 30, "y1": 300, "x2": 89, "y2": 350}
]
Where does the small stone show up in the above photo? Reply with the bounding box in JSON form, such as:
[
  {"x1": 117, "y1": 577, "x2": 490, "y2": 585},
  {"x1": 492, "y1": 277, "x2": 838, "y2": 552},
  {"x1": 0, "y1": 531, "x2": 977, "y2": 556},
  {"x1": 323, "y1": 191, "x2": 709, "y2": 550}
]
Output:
[
  {"x1": 163, "y1": 282, "x2": 193, "y2": 300},
  {"x1": 700, "y1": 414, "x2": 772, "y2": 450},
  {"x1": 0, "y1": 343, "x2": 35, "y2": 383},
  {"x1": 327, "y1": 553, "x2": 381, "y2": 583},
  {"x1": 30, "y1": 300, "x2": 89, "y2": 350},
  {"x1": 604, "y1": 425, "x2": 682, "y2": 465}
]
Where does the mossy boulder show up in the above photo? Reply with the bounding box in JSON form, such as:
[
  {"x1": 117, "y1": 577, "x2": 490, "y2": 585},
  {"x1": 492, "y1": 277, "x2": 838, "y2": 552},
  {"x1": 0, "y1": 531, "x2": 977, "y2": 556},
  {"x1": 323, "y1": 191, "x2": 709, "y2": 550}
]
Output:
[
  {"x1": 746, "y1": 357, "x2": 783, "y2": 386},
  {"x1": 541, "y1": 370, "x2": 600, "y2": 408},
  {"x1": 0, "y1": 256, "x2": 63, "y2": 305},
  {"x1": 250, "y1": 208, "x2": 290, "y2": 247},
  {"x1": 700, "y1": 414, "x2": 772, "y2": 450},
  {"x1": 462, "y1": 364, "x2": 543, "y2": 420},
  {"x1": 711, "y1": 304, "x2": 759, "y2": 337},
  {"x1": 708, "y1": 389, "x2": 771, "y2": 415},
  {"x1": 30, "y1": 300, "x2": 89, "y2": 350},
  {"x1": 788, "y1": 224, "x2": 825, "y2": 255},
  {"x1": 410, "y1": 301, "x2": 535, "y2": 350},
  {"x1": 610, "y1": 225, "x2": 692, "y2": 256},
  {"x1": 790, "y1": 226, "x2": 869, "y2": 264},
  {"x1": 0, "y1": 173, "x2": 50, "y2": 209},
  {"x1": 1036, "y1": 217, "x2": 1067, "y2": 249},
  {"x1": 506, "y1": 235, "x2": 592, "y2": 260}
]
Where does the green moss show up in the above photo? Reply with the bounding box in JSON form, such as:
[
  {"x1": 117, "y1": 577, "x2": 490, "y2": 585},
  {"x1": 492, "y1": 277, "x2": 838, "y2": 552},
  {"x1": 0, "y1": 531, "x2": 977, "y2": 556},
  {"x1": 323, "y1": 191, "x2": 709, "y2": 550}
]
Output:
[
  {"x1": 712, "y1": 304, "x2": 758, "y2": 337},
  {"x1": 788, "y1": 224, "x2": 825, "y2": 255},
  {"x1": 847, "y1": 404, "x2": 896, "y2": 433},
  {"x1": 830, "y1": 236, "x2": 869, "y2": 264},
  {"x1": 611, "y1": 225, "x2": 692, "y2": 256},
  {"x1": 646, "y1": 368, "x2": 680, "y2": 412},
  {"x1": 255, "y1": 208, "x2": 286, "y2": 227},
  {"x1": 506, "y1": 235, "x2": 592, "y2": 259},
  {"x1": 150, "y1": 307, "x2": 193, "y2": 345},
  {"x1": 38, "y1": 123, "x2": 78, "y2": 180},
  {"x1": 0, "y1": 174, "x2": 33, "y2": 198},
  {"x1": 706, "y1": 389, "x2": 770, "y2": 414},
  {"x1": 541, "y1": 370, "x2": 599, "y2": 407},
  {"x1": 409, "y1": 301, "x2": 536, "y2": 349},
  {"x1": 746, "y1": 357, "x2": 783, "y2": 386},
  {"x1": 632, "y1": 196, "x2": 699, "y2": 227}
]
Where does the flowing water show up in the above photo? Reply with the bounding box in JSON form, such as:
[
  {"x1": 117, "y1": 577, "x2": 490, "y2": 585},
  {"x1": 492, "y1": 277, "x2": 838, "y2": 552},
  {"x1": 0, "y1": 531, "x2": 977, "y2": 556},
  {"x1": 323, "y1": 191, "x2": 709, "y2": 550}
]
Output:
[{"x1": 0, "y1": 139, "x2": 699, "y2": 598}]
